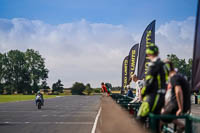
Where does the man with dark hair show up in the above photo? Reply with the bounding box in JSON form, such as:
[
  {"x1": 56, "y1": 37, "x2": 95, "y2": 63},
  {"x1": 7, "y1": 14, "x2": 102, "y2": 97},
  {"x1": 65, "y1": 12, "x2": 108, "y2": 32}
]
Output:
[
  {"x1": 101, "y1": 82, "x2": 109, "y2": 96},
  {"x1": 161, "y1": 61, "x2": 190, "y2": 132},
  {"x1": 137, "y1": 44, "x2": 168, "y2": 126},
  {"x1": 105, "y1": 83, "x2": 112, "y2": 95}
]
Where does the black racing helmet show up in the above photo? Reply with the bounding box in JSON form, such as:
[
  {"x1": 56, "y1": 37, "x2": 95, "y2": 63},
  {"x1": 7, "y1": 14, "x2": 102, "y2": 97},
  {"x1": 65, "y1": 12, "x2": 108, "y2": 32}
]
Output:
[{"x1": 146, "y1": 44, "x2": 159, "y2": 55}]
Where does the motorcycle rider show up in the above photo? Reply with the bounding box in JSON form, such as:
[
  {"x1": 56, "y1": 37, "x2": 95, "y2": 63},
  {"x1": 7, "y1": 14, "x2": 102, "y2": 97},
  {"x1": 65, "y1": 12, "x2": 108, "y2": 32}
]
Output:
[{"x1": 35, "y1": 90, "x2": 44, "y2": 106}]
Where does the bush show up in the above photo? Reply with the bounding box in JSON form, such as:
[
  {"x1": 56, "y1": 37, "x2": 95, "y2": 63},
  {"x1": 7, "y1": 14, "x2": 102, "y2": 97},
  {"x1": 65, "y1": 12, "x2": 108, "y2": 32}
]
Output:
[
  {"x1": 84, "y1": 88, "x2": 93, "y2": 95},
  {"x1": 71, "y1": 82, "x2": 86, "y2": 95},
  {"x1": 51, "y1": 91, "x2": 59, "y2": 95},
  {"x1": 94, "y1": 88, "x2": 101, "y2": 93}
]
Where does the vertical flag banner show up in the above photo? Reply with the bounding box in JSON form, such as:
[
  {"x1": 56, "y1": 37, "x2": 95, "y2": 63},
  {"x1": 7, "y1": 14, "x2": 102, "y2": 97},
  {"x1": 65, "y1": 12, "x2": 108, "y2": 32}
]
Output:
[
  {"x1": 192, "y1": 0, "x2": 200, "y2": 92},
  {"x1": 137, "y1": 20, "x2": 155, "y2": 79},
  {"x1": 128, "y1": 43, "x2": 139, "y2": 79},
  {"x1": 122, "y1": 56, "x2": 129, "y2": 92}
]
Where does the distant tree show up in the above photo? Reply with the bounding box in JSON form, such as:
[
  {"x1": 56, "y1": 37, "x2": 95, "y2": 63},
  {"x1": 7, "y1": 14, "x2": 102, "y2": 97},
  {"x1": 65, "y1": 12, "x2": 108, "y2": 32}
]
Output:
[
  {"x1": 167, "y1": 54, "x2": 192, "y2": 79},
  {"x1": 93, "y1": 88, "x2": 101, "y2": 93},
  {"x1": 3, "y1": 50, "x2": 28, "y2": 93},
  {"x1": 71, "y1": 82, "x2": 86, "y2": 95},
  {"x1": 52, "y1": 79, "x2": 64, "y2": 93},
  {"x1": 85, "y1": 83, "x2": 93, "y2": 95},
  {"x1": 0, "y1": 53, "x2": 4, "y2": 94},
  {"x1": 25, "y1": 49, "x2": 48, "y2": 93},
  {"x1": 112, "y1": 86, "x2": 121, "y2": 91},
  {"x1": 0, "y1": 49, "x2": 49, "y2": 94},
  {"x1": 40, "y1": 81, "x2": 50, "y2": 93}
]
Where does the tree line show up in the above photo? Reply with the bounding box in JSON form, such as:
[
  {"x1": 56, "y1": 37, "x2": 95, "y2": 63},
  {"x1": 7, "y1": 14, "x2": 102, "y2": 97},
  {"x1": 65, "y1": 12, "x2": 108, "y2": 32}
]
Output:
[
  {"x1": 0, "y1": 49, "x2": 192, "y2": 95},
  {"x1": 167, "y1": 54, "x2": 192, "y2": 80},
  {"x1": 0, "y1": 49, "x2": 100, "y2": 95},
  {"x1": 0, "y1": 49, "x2": 48, "y2": 94}
]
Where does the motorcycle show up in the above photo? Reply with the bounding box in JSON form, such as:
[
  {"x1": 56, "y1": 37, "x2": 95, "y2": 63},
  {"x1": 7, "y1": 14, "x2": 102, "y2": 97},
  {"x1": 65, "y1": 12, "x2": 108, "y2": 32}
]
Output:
[{"x1": 36, "y1": 95, "x2": 42, "y2": 109}]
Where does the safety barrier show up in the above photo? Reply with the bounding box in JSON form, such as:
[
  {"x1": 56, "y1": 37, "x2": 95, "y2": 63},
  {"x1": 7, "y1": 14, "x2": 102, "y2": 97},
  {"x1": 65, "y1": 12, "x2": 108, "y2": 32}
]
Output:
[
  {"x1": 149, "y1": 113, "x2": 192, "y2": 133},
  {"x1": 110, "y1": 94, "x2": 200, "y2": 133},
  {"x1": 190, "y1": 115, "x2": 200, "y2": 133},
  {"x1": 110, "y1": 94, "x2": 140, "y2": 115}
]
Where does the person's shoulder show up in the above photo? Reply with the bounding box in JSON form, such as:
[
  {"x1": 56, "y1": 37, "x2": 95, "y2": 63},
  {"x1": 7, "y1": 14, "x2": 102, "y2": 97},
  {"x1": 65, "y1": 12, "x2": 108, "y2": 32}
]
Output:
[
  {"x1": 137, "y1": 80, "x2": 144, "y2": 88},
  {"x1": 149, "y1": 58, "x2": 162, "y2": 67},
  {"x1": 156, "y1": 58, "x2": 166, "y2": 68},
  {"x1": 137, "y1": 80, "x2": 143, "y2": 84},
  {"x1": 148, "y1": 62, "x2": 156, "y2": 71},
  {"x1": 171, "y1": 74, "x2": 179, "y2": 81},
  {"x1": 170, "y1": 74, "x2": 184, "y2": 86},
  {"x1": 172, "y1": 74, "x2": 184, "y2": 80}
]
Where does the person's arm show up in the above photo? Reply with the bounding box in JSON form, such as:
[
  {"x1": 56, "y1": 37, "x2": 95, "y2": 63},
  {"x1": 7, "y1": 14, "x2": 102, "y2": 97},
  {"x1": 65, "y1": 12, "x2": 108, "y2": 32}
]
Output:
[
  {"x1": 175, "y1": 85, "x2": 183, "y2": 116},
  {"x1": 101, "y1": 87, "x2": 104, "y2": 93},
  {"x1": 141, "y1": 64, "x2": 156, "y2": 96},
  {"x1": 138, "y1": 87, "x2": 142, "y2": 101},
  {"x1": 128, "y1": 78, "x2": 132, "y2": 85},
  {"x1": 126, "y1": 90, "x2": 129, "y2": 96}
]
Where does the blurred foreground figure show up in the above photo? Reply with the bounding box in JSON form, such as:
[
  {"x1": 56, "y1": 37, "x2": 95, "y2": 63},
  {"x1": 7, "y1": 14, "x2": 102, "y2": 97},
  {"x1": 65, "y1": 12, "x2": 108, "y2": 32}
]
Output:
[
  {"x1": 137, "y1": 44, "x2": 168, "y2": 130},
  {"x1": 161, "y1": 61, "x2": 191, "y2": 133}
]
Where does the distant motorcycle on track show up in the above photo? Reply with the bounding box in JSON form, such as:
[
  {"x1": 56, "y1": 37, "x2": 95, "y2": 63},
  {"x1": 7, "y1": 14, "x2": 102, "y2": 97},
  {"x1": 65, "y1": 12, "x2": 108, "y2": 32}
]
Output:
[{"x1": 36, "y1": 95, "x2": 43, "y2": 109}]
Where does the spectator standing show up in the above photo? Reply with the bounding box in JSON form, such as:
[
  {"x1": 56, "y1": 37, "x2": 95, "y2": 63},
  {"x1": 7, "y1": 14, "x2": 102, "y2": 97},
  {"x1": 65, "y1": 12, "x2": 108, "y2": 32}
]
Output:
[
  {"x1": 101, "y1": 82, "x2": 109, "y2": 96},
  {"x1": 130, "y1": 74, "x2": 144, "y2": 103},
  {"x1": 137, "y1": 44, "x2": 168, "y2": 128}
]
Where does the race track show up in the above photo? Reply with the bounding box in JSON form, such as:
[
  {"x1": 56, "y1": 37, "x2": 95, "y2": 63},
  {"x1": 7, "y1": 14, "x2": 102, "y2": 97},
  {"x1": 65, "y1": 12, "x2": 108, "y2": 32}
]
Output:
[{"x1": 0, "y1": 95, "x2": 101, "y2": 133}]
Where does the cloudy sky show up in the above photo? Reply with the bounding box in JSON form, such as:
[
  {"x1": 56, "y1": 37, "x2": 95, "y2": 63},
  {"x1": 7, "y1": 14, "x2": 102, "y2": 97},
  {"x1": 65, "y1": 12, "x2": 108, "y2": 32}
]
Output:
[{"x1": 0, "y1": 0, "x2": 198, "y2": 88}]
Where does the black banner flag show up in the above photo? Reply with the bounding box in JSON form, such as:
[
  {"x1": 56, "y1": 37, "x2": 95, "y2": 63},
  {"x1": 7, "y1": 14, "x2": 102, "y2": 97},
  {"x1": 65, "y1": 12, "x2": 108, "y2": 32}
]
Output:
[
  {"x1": 128, "y1": 43, "x2": 139, "y2": 79},
  {"x1": 192, "y1": 0, "x2": 200, "y2": 92},
  {"x1": 137, "y1": 20, "x2": 155, "y2": 79},
  {"x1": 122, "y1": 56, "x2": 129, "y2": 93}
]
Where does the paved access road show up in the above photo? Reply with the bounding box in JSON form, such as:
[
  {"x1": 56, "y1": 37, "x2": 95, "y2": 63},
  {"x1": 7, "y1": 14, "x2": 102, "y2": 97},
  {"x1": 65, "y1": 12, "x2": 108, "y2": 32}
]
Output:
[{"x1": 0, "y1": 95, "x2": 101, "y2": 133}]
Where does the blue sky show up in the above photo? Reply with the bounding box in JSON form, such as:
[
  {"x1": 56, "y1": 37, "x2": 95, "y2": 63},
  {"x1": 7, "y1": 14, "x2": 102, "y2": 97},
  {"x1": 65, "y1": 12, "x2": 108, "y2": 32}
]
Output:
[
  {"x1": 0, "y1": 0, "x2": 197, "y2": 30},
  {"x1": 0, "y1": 0, "x2": 198, "y2": 87}
]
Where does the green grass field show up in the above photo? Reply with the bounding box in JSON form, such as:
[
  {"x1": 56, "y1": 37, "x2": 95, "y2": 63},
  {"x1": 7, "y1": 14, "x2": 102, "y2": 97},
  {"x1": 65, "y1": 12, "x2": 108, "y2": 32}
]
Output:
[{"x1": 0, "y1": 95, "x2": 58, "y2": 103}]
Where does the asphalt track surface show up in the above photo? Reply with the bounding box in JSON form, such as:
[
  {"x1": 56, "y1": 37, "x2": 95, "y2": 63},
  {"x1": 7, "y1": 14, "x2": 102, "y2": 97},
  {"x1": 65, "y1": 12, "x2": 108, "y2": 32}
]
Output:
[{"x1": 0, "y1": 95, "x2": 101, "y2": 133}]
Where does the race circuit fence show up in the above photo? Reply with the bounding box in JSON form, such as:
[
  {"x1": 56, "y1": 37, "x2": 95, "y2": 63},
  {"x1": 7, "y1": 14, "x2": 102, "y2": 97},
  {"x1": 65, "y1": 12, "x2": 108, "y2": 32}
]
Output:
[{"x1": 110, "y1": 93, "x2": 200, "y2": 133}]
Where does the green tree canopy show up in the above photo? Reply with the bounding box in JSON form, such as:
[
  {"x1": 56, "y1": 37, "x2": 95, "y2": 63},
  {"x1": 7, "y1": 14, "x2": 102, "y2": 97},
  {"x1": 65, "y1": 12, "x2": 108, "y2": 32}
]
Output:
[
  {"x1": 25, "y1": 49, "x2": 48, "y2": 93},
  {"x1": 167, "y1": 54, "x2": 192, "y2": 79},
  {"x1": 0, "y1": 49, "x2": 48, "y2": 94},
  {"x1": 52, "y1": 79, "x2": 64, "y2": 93},
  {"x1": 71, "y1": 82, "x2": 86, "y2": 95},
  {"x1": 85, "y1": 83, "x2": 93, "y2": 95}
]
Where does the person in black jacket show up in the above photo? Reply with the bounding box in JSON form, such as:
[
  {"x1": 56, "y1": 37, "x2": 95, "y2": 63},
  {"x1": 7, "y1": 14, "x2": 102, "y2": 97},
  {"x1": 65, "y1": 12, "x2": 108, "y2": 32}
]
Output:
[
  {"x1": 137, "y1": 44, "x2": 168, "y2": 125},
  {"x1": 161, "y1": 61, "x2": 190, "y2": 132}
]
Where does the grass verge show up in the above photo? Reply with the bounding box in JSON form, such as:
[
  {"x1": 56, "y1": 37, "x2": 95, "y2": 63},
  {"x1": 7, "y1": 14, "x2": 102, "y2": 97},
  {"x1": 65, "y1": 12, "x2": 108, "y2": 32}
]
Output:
[{"x1": 0, "y1": 95, "x2": 58, "y2": 103}]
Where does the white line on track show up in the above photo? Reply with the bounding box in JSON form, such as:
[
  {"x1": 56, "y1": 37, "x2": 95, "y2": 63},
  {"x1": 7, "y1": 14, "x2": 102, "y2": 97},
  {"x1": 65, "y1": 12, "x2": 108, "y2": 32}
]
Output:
[
  {"x1": 0, "y1": 111, "x2": 97, "y2": 113},
  {"x1": 41, "y1": 114, "x2": 96, "y2": 117},
  {"x1": 0, "y1": 122, "x2": 93, "y2": 125},
  {"x1": 91, "y1": 107, "x2": 101, "y2": 133}
]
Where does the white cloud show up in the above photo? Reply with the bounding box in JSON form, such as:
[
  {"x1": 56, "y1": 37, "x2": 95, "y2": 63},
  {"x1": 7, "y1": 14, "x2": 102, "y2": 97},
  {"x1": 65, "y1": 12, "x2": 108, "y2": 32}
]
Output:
[
  {"x1": 0, "y1": 17, "x2": 195, "y2": 87},
  {"x1": 156, "y1": 17, "x2": 195, "y2": 60},
  {"x1": 0, "y1": 18, "x2": 137, "y2": 88}
]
